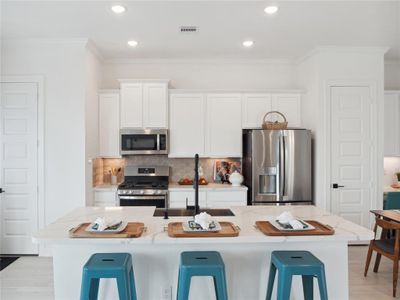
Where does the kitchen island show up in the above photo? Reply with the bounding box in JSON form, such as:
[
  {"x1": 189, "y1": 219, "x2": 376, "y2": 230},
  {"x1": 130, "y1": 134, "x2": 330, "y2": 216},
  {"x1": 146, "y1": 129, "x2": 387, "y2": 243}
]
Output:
[{"x1": 33, "y1": 205, "x2": 373, "y2": 300}]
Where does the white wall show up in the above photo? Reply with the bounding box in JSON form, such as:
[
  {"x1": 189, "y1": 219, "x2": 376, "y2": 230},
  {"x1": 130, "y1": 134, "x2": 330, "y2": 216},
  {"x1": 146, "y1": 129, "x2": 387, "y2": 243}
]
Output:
[
  {"x1": 1, "y1": 39, "x2": 87, "y2": 225},
  {"x1": 297, "y1": 47, "x2": 386, "y2": 212},
  {"x1": 102, "y1": 59, "x2": 298, "y2": 90},
  {"x1": 385, "y1": 62, "x2": 400, "y2": 90},
  {"x1": 85, "y1": 46, "x2": 102, "y2": 206}
]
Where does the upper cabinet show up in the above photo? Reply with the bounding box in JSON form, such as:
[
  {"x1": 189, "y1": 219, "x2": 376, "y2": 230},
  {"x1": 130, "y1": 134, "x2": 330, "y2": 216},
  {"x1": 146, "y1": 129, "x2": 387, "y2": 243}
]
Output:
[
  {"x1": 242, "y1": 93, "x2": 301, "y2": 128},
  {"x1": 99, "y1": 90, "x2": 120, "y2": 157},
  {"x1": 119, "y1": 80, "x2": 169, "y2": 129},
  {"x1": 384, "y1": 92, "x2": 400, "y2": 156},
  {"x1": 206, "y1": 94, "x2": 242, "y2": 157},
  {"x1": 169, "y1": 93, "x2": 206, "y2": 157}
]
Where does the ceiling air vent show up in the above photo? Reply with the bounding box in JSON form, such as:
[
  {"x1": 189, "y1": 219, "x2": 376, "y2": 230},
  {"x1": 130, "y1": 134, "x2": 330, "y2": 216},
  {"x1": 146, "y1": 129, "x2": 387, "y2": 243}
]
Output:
[{"x1": 180, "y1": 26, "x2": 198, "y2": 33}]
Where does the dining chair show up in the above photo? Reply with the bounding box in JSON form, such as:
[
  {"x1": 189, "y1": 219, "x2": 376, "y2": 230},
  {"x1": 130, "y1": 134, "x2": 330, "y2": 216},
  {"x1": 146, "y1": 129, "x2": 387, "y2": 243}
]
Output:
[
  {"x1": 385, "y1": 192, "x2": 400, "y2": 210},
  {"x1": 364, "y1": 216, "x2": 400, "y2": 297}
]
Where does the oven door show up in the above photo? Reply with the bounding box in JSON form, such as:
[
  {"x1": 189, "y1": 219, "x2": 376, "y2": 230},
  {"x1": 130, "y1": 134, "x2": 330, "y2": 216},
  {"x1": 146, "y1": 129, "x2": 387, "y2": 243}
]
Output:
[{"x1": 118, "y1": 195, "x2": 166, "y2": 208}]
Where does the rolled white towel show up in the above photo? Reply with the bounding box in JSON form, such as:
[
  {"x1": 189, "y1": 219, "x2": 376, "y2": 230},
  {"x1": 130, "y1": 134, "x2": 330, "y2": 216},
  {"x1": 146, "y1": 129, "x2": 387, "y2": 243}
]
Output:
[
  {"x1": 289, "y1": 219, "x2": 305, "y2": 230},
  {"x1": 194, "y1": 212, "x2": 213, "y2": 230},
  {"x1": 93, "y1": 217, "x2": 120, "y2": 231},
  {"x1": 276, "y1": 211, "x2": 295, "y2": 225}
]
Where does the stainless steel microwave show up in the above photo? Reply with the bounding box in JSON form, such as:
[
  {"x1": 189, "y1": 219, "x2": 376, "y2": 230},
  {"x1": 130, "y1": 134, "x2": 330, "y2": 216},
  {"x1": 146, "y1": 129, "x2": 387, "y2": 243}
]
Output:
[{"x1": 120, "y1": 129, "x2": 168, "y2": 155}]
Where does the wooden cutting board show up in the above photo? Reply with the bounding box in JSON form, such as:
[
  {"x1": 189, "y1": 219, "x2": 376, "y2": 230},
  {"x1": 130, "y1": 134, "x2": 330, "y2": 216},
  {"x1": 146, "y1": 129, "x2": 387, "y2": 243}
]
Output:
[
  {"x1": 168, "y1": 222, "x2": 239, "y2": 238},
  {"x1": 255, "y1": 220, "x2": 334, "y2": 236},
  {"x1": 69, "y1": 222, "x2": 145, "y2": 238}
]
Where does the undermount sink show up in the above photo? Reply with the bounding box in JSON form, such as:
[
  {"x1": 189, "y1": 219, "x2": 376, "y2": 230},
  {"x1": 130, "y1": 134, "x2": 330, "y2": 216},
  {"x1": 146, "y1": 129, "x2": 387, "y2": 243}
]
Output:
[{"x1": 153, "y1": 208, "x2": 235, "y2": 217}]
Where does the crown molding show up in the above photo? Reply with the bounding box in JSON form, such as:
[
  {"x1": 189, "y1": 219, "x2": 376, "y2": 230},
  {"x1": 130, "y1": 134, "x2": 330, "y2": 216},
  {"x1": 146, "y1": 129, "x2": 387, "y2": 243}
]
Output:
[
  {"x1": 103, "y1": 57, "x2": 295, "y2": 65},
  {"x1": 1, "y1": 37, "x2": 90, "y2": 45},
  {"x1": 86, "y1": 39, "x2": 104, "y2": 62},
  {"x1": 295, "y1": 46, "x2": 390, "y2": 65}
]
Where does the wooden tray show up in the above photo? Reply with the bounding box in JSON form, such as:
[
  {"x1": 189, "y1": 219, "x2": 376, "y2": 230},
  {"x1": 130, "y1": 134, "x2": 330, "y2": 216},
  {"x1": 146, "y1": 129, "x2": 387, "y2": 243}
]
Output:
[
  {"x1": 69, "y1": 222, "x2": 145, "y2": 238},
  {"x1": 168, "y1": 222, "x2": 239, "y2": 238},
  {"x1": 255, "y1": 220, "x2": 334, "y2": 236}
]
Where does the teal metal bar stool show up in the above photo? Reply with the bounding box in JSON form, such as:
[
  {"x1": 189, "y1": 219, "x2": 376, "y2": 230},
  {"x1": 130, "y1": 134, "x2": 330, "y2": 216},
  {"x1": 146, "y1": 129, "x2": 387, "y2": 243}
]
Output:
[
  {"x1": 266, "y1": 250, "x2": 328, "y2": 300},
  {"x1": 384, "y1": 192, "x2": 400, "y2": 209},
  {"x1": 80, "y1": 253, "x2": 137, "y2": 300},
  {"x1": 177, "y1": 251, "x2": 228, "y2": 300}
]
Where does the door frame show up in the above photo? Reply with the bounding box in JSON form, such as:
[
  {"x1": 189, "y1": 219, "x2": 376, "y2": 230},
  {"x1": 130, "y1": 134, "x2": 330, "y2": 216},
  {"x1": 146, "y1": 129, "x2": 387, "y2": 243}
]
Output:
[
  {"x1": 322, "y1": 79, "x2": 383, "y2": 227},
  {"x1": 1, "y1": 75, "x2": 45, "y2": 232}
]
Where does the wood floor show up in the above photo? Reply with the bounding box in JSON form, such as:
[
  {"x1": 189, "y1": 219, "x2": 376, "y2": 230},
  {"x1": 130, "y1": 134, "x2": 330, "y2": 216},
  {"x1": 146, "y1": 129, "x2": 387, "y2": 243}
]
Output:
[{"x1": 0, "y1": 246, "x2": 395, "y2": 299}]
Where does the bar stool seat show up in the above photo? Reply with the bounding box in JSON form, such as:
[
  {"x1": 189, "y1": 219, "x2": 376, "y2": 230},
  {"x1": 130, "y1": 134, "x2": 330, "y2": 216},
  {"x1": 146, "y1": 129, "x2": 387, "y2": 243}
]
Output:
[
  {"x1": 80, "y1": 253, "x2": 137, "y2": 300},
  {"x1": 177, "y1": 251, "x2": 228, "y2": 300},
  {"x1": 266, "y1": 250, "x2": 328, "y2": 300}
]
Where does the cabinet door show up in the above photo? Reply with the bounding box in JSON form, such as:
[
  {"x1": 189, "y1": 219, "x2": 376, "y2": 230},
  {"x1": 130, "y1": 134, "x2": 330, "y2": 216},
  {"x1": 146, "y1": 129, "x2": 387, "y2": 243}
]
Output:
[
  {"x1": 169, "y1": 94, "x2": 206, "y2": 157},
  {"x1": 120, "y1": 83, "x2": 143, "y2": 128},
  {"x1": 143, "y1": 83, "x2": 168, "y2": 128},
  {"x1": 206, "y1": 94, "x2": 242, "y2": 157},
  {"x1": 99, "y1": 93, "x2": 120, "y2": 157},
  {"x1": 384, "y1": 94, "x2": 400, "y2": 156},
  {"x1": 206, "y1": 190, "x2": 247, "y2": 208},
  {"x1": 169, "y1": 190, "x2": 207, "y2": 208},
  {"x1": 94, "y1": 191, "x2": 117, "y2": 207},
  {"x1": 271, "y1": 94, "x2": 301, "y2": 127},
  {"x1": 242, "y1": 94, "x2": 272, "y2": 128}
]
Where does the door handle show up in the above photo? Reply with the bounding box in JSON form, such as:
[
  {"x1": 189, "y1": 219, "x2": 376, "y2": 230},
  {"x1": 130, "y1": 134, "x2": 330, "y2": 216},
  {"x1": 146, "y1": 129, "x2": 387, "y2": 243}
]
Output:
[
  {"x1": 332, "y1": 183, "x2": 345, "y2": 189},
  {"x1": 0, "y1": 188, "x2": 4, "y2": 193}
]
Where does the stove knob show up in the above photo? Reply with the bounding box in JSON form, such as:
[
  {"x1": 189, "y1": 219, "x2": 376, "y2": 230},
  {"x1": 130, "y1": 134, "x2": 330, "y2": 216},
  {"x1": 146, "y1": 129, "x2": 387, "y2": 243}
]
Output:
[{"x1": 140, "y1": 190, "x2": 145, "y2": 195}]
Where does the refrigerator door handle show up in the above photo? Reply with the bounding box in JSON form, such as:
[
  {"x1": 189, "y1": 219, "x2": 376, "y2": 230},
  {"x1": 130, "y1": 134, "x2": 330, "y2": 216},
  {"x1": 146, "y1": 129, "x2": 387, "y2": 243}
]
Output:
[{"x1": 280, "y1": 135, "x2": 286, "y2": 197}]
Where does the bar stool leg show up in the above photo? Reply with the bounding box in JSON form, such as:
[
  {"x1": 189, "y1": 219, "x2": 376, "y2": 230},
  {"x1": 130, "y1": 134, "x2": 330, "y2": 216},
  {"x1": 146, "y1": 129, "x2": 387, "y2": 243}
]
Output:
[
  {"x1": 177, "y1": 270, "x2": 191, "y2": 300},
  {"x1": 116, "y1": 271, "x2": 131, "y2": 300},
  {"x1": 316, "y1": 270, "x2": 328, "y2": 300},
  {"x1": 277, "y1": 270, "x2": 292, "y2": 300},
  {"x1": 301, "y1": 275, "x2": 314, "y2": 300},
  {"x1": 80, "y1": 275, "x2": 100, "y2": 300},
  {"x1": 128, "y1": 267, "x2": 137, "y2": 300},
  {"x1": 266, "y1": 263, "x2": 276, "y2": 300},
  {"x1": 213, "y1": 269, "x2": 228, "y2": 300}
]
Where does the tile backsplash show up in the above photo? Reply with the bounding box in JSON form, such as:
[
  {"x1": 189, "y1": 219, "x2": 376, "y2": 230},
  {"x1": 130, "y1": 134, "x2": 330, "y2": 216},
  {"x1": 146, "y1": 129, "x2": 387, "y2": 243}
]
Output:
[
  {"x1": 93, "y1": 155, "x2": 241, "y2": 186},
  {"x1": 384, "y1": 157, "x2": 400, "y2": 186}
]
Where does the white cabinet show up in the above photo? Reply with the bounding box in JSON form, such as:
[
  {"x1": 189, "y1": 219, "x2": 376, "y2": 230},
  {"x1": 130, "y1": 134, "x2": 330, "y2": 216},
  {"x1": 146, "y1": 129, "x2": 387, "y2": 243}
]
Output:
[
  {"x1": 99, "y1": 91, "x2": 120, "y2": 157},
  {"x1": 241, "y1": 93, "x2": 301, "y2": 128},
  {"x1": 206, "y1": 94, "x2": 242, "y2": 157},
  {"x1": 206, "y1": 190, "x2": 247, "y2": 208},
  {"x1": 120, "y1": 80, "x2": 168, "y2": 129},
  {"x1": 94, "y1": 190, "x2": 117, "y2": 207},
  {"x1": 384, "y1": 93, "x2": 400, "y2": 156},
  {"x1": 169, "y1": 94, "x2": 206, "y2": 157},
  {"x1": 169, "y1": 190, "x2": 207, "y2": 208},
  {"x1": 242, "y1": 94, "x2": 272, "y2": 128},
  {"x1": 271, "y1": 94, "x2": 301, "y2": 127},
  {"x1": 168, "y1": 189, "x2": 247, "y2": 208}
]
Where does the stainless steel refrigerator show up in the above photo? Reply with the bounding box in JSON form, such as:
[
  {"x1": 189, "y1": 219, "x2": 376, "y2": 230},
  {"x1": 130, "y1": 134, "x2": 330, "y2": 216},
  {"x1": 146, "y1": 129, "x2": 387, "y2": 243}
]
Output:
[{"x1": 242, "y1": 129, "x2": 312, "y2": 205}]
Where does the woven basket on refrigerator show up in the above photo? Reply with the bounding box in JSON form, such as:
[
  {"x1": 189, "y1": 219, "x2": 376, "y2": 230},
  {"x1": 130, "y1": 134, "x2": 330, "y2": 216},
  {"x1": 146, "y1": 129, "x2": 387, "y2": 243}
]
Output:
[{"x1": 261, "y1": 111, "x2": 288, "y2": 130}]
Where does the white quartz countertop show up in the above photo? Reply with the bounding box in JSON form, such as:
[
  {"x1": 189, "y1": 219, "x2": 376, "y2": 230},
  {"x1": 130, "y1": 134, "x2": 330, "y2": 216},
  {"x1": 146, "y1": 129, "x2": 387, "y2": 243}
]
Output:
[
  {"x1": 168, "y1": 183, "x2": 248, "y2": 191},
  {"x1": 33, "y1": 205, "x2": 373, "y2": 245}
]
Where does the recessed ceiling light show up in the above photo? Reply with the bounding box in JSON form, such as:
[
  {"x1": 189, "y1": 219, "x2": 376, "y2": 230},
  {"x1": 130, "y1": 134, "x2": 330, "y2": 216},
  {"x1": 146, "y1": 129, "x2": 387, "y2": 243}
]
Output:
[
  {"x1": 264, "y1": 5, "x2": 279, "y2": 14},
  {"x1": 111, "y1": 5, "x2": 126, "y2": 14},
  {"x1": 127, "y1": 40, "x2": 138, "y2": 47},
  {"x1": 242, "y1": 40, "x2": 254, "y2": 48}
]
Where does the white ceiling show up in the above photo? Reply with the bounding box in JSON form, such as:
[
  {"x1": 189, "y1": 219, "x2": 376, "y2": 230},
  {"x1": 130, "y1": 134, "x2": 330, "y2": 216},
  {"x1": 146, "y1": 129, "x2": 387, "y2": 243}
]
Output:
[{"x1": 1, "y1": 1, "x2": 399, "y2": 61}]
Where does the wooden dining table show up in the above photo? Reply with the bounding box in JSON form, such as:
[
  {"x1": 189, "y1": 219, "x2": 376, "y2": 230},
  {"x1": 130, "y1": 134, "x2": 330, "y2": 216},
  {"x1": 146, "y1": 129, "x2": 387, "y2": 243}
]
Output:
[{"x1": 371, "y1": 210, "x2": 400, "y2": 222}]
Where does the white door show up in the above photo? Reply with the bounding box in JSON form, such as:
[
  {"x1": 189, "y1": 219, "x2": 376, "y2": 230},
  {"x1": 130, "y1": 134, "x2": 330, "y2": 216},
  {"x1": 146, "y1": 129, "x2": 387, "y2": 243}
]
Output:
[
  {"x1": 206, "y1": 94, "x2": 242, "y2": 157},
  {"x1": 330, "y1": 86, "x2": 372, "y2": 227},
  {"x1": 120, "y1": 83, "x2": 143, "y2": 128},
  {"x1": 271, "y1": 94, "x2": 301, "y2": 127},
  {"x1": 99, "y1": 92, "x2": 120, "y2": 157},
  {"x1": 169, "y1": 94, "x2": 206, "y2": 157},
  {"x1": 241, "y1": 94, "x2": 272, "y2": 128},
  {"x1": 0, "y1": 82, "x2": 39, "y2": 254},
  {"x1": 143, "y1": 83, "x2": 168, "y2": 128}
]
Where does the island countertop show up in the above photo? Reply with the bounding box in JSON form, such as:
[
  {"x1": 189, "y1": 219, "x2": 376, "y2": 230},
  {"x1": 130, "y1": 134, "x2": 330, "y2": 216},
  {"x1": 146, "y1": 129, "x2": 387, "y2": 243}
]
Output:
[{"x1": 33, "y1": 205, "x2": 373, "y2": 245}]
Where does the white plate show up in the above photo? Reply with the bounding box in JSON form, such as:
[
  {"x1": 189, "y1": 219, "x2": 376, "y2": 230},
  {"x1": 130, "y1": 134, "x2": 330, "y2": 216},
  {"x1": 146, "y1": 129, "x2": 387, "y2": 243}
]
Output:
[
  {"x1": 85, "y1": 221, "x2": 128, "y2": 233},
  {"x1": 270, "y1": 220, "x2": 315, "y2": 231},
  {"x1": 182, "y1": 221, "x2": 222, "y2": 232}
]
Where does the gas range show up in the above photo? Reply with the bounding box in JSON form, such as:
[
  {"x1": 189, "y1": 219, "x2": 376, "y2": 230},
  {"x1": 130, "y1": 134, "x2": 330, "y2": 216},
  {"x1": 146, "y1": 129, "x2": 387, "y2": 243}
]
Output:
[{"x1": 117, "y1": 166, "x2": 169, "y2": 207}]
